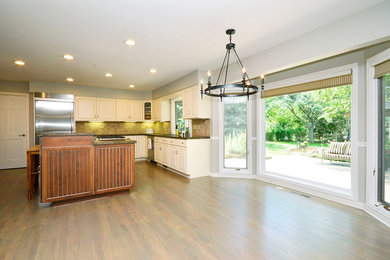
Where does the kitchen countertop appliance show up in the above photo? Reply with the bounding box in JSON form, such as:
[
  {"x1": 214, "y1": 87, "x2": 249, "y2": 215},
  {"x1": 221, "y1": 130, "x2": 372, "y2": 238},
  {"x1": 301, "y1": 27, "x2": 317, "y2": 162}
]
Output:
[{"x1": 34, "y1": 93, "x2": 75, "y2": 145}]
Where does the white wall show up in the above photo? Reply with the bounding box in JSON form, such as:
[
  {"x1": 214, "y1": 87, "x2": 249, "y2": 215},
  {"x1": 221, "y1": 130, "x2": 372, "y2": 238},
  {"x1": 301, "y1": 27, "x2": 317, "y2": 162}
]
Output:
[{"x1": 212, "y1": 1, "x2": 390, "y2": 84}]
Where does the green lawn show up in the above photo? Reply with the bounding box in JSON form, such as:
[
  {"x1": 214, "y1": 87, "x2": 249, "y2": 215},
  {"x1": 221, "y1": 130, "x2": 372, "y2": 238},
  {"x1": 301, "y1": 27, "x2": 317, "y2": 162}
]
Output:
[{"x1": 266, "y1": 141, "x2": 328, "y2": 155}]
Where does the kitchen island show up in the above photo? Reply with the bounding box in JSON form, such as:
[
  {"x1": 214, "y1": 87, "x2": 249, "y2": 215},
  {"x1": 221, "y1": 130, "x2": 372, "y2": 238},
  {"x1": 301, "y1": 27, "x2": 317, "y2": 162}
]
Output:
[{"x1": 40, "y1": 133, "x2": 135, "y2": 203}]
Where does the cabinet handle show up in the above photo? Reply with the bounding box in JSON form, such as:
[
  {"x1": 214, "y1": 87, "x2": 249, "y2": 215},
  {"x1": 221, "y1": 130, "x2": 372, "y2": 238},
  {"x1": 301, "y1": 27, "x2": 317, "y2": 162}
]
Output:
[
  {"x1": 160, "y1": 147, "x2": 162, "y2": 151},
  {"x1": 175, "y1": 151, "x2": 178, "y2": 155}
]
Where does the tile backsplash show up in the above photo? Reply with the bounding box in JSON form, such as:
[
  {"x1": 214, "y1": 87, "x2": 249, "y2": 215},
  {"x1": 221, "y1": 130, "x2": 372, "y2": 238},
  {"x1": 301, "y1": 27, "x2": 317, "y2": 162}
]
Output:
[
  {"x1": 76, "y1": 119, "x2": 210, "y2": 137},
  {"x1": 76, "y1": 122, "x2": 170, "y2": 135},
  {"x1": 191, "y1": 119, "x2": 210, "y2": 137}
]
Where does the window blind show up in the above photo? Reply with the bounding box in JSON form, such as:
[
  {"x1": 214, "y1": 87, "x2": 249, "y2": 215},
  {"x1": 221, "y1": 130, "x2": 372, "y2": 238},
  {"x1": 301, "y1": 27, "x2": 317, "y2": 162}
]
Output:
[
  {"x1": 374, "y1": 59, "x2": 390, "y2": 78},
  {"x1": 262, "y1": 74, "x2": 352, "y2": 98}
]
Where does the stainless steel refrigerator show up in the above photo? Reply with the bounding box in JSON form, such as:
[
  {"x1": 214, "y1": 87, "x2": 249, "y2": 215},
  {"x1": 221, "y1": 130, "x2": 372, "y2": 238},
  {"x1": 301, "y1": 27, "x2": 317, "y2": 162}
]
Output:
[{"x1": 34, "y1": 93, "x2": 75, "y2": 145}]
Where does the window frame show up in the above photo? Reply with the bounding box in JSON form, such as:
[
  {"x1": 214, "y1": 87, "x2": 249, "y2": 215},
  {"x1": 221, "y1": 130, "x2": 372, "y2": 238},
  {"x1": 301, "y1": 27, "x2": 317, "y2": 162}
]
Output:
[
  {"x1": 219, "y1": 95, "x2": 253, "y2": 175},
  {"x1": 367, "y1": 48, "x2": 390, "y2": 216},
  {"x1": 258, "y1": 63, "x2": 359, "y2": 201}
]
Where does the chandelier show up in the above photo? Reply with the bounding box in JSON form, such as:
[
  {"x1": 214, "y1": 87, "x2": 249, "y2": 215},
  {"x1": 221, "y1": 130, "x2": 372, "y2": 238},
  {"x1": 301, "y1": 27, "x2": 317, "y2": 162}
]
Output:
[{"x1": 201, "y1": 29, "x2": 264, "y2": 101}]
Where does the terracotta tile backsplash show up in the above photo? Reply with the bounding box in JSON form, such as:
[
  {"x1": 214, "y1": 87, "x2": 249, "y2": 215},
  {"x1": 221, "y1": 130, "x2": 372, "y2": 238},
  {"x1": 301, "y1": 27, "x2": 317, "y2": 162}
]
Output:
[{"x1": 191, "y1": 119, "x2": 210, "y2": 137}]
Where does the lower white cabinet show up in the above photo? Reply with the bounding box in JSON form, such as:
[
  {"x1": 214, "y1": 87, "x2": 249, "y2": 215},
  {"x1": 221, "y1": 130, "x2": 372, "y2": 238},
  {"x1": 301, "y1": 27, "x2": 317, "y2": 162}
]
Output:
[
  {"x1": 125, "y1": 135, "x2": 147, "y2": 159},
  {"x1": 154, "y1": 137, "x2": 209, "y2": 178}
]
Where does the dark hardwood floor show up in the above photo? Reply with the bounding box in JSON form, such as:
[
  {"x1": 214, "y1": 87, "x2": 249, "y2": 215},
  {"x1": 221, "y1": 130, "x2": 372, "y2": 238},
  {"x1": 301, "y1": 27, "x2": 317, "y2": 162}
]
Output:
[{"x1": 0, "y1": 161, "x2": 389, "y2": 259}]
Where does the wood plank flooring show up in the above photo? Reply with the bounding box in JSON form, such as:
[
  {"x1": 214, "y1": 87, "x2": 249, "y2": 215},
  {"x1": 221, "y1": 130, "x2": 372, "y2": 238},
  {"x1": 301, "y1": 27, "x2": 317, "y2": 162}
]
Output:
[{"x1": 1, "y1": 161, "x2": 390, "y2": 259}]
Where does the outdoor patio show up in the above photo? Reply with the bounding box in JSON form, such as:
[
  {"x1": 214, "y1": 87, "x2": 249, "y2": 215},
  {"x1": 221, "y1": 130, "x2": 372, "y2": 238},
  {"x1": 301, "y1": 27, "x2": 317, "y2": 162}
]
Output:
[{"x1": 266, "y1": 153, "x2": 351, "y2": 189}]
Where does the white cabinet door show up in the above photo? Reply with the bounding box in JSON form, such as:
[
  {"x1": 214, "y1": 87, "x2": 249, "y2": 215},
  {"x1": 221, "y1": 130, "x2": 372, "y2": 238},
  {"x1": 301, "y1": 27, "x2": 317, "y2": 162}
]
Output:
[
  {"x1": 168, "y1": 146, "x2": 178, "y2": 170},
  {"x1": 97, "y1": 98, "x2": 116, "y2": 121},
  {"x1": 136, "y1": 136, "x2": 146, "y2": 158},
  {"x1": 160, "y1": 100, "x2": 171, "y2": 122},
  {"x1": 177, "y1": 147, "x2": 187, "y2": 173},
  {"x1": 183, "y1": 89, "x2": 190, "y2": 118},
  {"x1": 155, "y1": 142, "x2": 162, "y2": 163},
  {"x1": 76, "y1": 97, "x2": 96, "y2": 121},
  {"x1": 161, "y1": 144, "x2": 169, "y2": 166},
  {"x1": 182, "y1": 85, "x2": 210, "y2": 119},
  {"x1": 190, "y1": 86, "x2": 199, "y2": 117},
  {"x1": 129, "y1": 100, "x2": 143, "y2": 122},
  {"x1": 152, "y1": 99, "x2": 161, "y2": 121},
  {"x1": 115, "y1": 99, "x2": 129, "y2": 121}
]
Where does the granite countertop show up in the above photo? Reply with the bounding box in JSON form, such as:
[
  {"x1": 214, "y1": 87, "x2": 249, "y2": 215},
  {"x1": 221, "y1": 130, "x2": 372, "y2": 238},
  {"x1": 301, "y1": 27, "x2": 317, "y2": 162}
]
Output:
[
  {"x1": 93, "y1": 139, "x2": 137, "y2": 146},
  {"x1": 41, "y1": 133, "x2": 95, "y2": 137},
  {"x1": 41, "y1": 133, "x2": 210, "y2": 140},
  {"x1": 95, "y1": 133, "x2": 210, "y2": 140}
]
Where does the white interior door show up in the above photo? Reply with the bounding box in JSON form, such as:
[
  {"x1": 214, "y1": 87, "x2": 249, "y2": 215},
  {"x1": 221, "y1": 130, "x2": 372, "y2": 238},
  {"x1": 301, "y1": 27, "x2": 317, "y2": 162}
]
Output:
[{"x1": 0, "y1": 94, "x2": 28, "y2": 169}]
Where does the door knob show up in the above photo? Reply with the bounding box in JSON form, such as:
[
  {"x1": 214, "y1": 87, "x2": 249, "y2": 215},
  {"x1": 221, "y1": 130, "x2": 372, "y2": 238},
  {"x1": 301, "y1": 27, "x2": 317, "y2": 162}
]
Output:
[{"x1": 19, "y1": 134, "x2": 26, "y2": 137}]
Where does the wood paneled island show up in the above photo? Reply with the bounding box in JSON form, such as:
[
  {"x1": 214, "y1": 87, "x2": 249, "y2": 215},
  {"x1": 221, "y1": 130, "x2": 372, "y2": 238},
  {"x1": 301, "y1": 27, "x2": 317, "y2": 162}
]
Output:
[{"x1": 40, "y1": 134, "x2": 135, "y2": 203}]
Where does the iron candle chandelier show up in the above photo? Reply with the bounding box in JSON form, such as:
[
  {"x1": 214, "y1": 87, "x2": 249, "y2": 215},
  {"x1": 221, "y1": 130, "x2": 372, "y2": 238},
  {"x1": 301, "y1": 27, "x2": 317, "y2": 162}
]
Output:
[{"x1": 201, "y1": 29, "x2": 264, "y2": 101}]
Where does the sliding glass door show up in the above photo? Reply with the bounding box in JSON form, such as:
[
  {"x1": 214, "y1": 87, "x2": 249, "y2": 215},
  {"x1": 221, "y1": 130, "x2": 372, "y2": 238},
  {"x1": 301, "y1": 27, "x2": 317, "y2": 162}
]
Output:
[{"x1": 379, "y1": 73, "x2": 390, "y2": 205}]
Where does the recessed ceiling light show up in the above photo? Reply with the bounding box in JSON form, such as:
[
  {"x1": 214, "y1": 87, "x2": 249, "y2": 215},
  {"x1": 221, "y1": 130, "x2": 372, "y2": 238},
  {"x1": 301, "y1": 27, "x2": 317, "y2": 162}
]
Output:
[
  {"x1": 63, "y1": 54, "x2": 74, "y2": 60},
  {"x1": 14, "y1": 60, "x2": 25, "y2": 66},
  {"x1": 150, "y1": 68, "x2": 157, "y2": 73},
  {"x1": 129, "y1": 84, "x2": 135, "y2": 88},
  {"x1": 66, "y1": 77, "x2": 74, "y2": 82},
  {"x1": 105, "y1": 73, "x2": 113, "y2": 78},
  {"x1": 124, "y1": 39, "x2": 136, "y2": 46}
]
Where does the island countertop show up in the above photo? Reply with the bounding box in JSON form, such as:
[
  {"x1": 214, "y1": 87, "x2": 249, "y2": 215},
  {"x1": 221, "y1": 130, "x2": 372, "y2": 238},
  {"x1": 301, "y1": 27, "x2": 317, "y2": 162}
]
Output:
[{"x1": 93, "y1": 139, "x2": 137, "y2": 146}]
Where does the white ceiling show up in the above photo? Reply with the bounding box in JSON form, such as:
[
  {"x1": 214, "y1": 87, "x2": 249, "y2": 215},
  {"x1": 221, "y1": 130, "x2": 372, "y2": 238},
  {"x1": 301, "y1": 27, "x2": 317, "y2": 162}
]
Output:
[{"x1": 0, "y1": 0, "x2": 385, "y2": 91}]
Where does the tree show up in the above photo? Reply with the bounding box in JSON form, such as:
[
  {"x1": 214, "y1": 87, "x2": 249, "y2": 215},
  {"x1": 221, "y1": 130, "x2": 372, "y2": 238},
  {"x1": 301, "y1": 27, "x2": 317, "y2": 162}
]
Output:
[
  {"x1": 265, "y1": 85, "x2": 351, "y2": 143},
  {"x1": 283, "y1": 93, "x2": 325, "y2": 142}
]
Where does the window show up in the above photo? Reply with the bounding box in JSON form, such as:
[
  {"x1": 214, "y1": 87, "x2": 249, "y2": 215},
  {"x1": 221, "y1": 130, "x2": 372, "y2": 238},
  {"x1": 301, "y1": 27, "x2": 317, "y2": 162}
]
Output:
[
  {"x1": 224, "y1": 96, "x2": 247, "y2": 169},
  {"x1": 265, "y1": 85, "x2": 352, "y2": 189},
  {"x1": 175, "y1": 101, "x2": 184, "y2": 131},
  {"x1": 379, "y1": 73, "x2": 390, "y2": 205}
]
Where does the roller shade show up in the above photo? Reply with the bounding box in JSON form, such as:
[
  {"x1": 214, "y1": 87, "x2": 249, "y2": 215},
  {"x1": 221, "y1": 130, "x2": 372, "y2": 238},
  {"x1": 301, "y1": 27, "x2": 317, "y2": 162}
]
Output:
[
  {"x1": 262, "y1": 74, "x2": 352, "y2": 98},
  {"x1": 374, "y1": 59, "x2": 390, "y2": 78}
]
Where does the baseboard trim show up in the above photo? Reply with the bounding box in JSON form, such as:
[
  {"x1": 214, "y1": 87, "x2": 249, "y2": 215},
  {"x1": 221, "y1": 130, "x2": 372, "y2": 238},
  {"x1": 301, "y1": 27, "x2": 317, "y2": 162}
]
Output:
[
  {"x1": 363, "y1": 205, "x2": 390, "y2": 228},
  {"x1": 255, "y1": 174, "x2": 364, "y2": 209},
  {"x1": 210, "y1": 173, "x2": 256, "y2": 179}
]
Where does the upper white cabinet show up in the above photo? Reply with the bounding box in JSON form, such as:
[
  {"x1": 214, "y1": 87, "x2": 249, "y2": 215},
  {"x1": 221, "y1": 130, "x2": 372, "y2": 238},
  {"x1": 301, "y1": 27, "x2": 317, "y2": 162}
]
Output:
[
  {"x1": 76, "y1": 97, "x2": 97, "y2": 121},
  {"x1": 143, "y1": 101, "x2": 152, "y2": 121},
  {"x1": 152, "y1": 99, "x2": 170, "y2": 122},
  {"x1": 75, "y1": 96, "x2": 152, "y2": 122},
  {"x1": 115, "y1": 99, "x2": 144, "y2": 122},
  {"x1": 76, "y1": 97, "x2": 115, "y2": 121},
  {"x1": 115, "y1": 99, "x2": 130, "y2": 121},
  {"x1": 183, "y1": 85, "x2": 210, "y2": 119},
  {"x1": 129, "y1": 100, "x2": 143, "y2": 122},
  {"x1": 96, "y1": 98, "x2": 116, "y2": 121}
]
